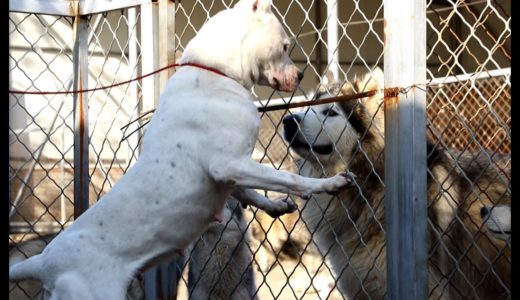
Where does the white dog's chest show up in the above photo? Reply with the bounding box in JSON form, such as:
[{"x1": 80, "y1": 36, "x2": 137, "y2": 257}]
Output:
[{"x1": 143, "y1": 69, "x2": 260, "y2": 158}]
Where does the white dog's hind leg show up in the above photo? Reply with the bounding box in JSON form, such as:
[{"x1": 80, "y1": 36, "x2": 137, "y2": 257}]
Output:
[
  {"x1": 210, "y1": 158, "x2": 355, "y2": 198},
  {"x1": 232, "y1": 188, "x2": 297, "y2": 218},
  {"x1": 49, "y1": 273, "x2": 94, "y2": 300},
  {"x1": 9, "y1": 253, "x2": 43, "y2": 281},
  {"x1": 49, "y1": 272, "x2": 127, "y2": 300}
]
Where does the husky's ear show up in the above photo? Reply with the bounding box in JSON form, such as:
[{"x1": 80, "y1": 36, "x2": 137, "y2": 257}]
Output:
[
  {"x1": 356, "y1": 67, "x2": 384, "y2": 92},
  {"x1": 341, "y1": 76, "x2": 357, "y2": 95},
  {"x1": 371, "y1": 67, "x2": 384, "y2": 86},
  {"x1": 323, "y1": 70, "x2": 335, "y2": 85},
  {"x1": 317, "y1": 70, "x2": 343, "y2": 97}
]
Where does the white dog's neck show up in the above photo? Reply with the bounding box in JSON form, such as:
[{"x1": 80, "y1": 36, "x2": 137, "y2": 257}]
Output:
[{"x1": 179, "y1": 3, "x2": 269, "y2": 90}]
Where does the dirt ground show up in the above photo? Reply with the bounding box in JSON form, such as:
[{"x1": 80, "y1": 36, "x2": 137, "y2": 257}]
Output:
[
  {"x1": 252, "y1": 256, "x2": 344, "y2": 300},
  {"x1": 176, "y1": 253, "x2": 344, "y2": 300}
]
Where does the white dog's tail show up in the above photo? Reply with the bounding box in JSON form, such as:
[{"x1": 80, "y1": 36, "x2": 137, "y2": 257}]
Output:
[{"x1": 9, "y1": 254, "x2": 43, "y2": 281}]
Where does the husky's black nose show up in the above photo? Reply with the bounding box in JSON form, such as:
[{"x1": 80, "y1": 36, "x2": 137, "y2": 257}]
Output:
[
  {"x1": 297, "y1": 71, "x2": 304, "y2": 81},
  {"x1": 480, "y1": 206, "x2": 489, "y2": 218},
  {"x1": 282, "y1": 114, "x2": 301, "y2": 141}
]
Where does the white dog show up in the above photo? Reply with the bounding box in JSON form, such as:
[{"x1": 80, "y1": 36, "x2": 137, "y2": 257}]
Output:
[{"x1": 9, "y1": 1, "x2": 354, "y2": 299}]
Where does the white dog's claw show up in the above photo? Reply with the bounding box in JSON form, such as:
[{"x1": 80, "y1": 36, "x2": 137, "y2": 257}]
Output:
[
  {"x1": 284, "y1": 199, "x2": 298, "y2": 213},
  {"x1": 266, "y1": 198, "x2": 298, "y2": 218},
  {"x1": 325, "y1": 172, "x2": 356, "y2": 195},
  {"x1": 301, "y1": 193, "x2": 312, "y2": 200},
  {"x1": 340, "y1": 171, "x2": 356, "y2": 187}
]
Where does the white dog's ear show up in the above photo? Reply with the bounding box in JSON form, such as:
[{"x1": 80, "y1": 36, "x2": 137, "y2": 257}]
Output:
[
  {"x1": 236, "y1": 0, "x2": 272, "y2": 14},
  {"x1": 340, "y1": 80, "x2": 356, "y2": 95},
  {"x1": 252, "y1": 0, "x2": 272, "y2": 13}
]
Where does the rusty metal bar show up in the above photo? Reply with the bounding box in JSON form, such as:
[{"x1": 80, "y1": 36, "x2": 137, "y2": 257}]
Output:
[
  {"x1": 158, "y1": 0, "x2": 176, "y2": 92},
  {"x1": 146, "y1": 1, "x2": 179, "y2": 299},
  {"x1": 141, "y1": 0, "x2": 158, "y2": 110},
  {"x1": 72, "y1": 11, "x2": 90, "y2": 219},
  {"x1": 127, "y1": 7, "x2": 140, "y2": 164}
]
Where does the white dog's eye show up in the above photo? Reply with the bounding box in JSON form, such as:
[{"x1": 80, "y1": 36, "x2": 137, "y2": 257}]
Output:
[{"x1": 283, "y1": 44, "x2": 289, "y2": 52}]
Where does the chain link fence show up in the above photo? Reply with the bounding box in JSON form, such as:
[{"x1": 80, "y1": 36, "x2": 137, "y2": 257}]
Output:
[
  {"x1": 9, "y1": 0, "x2": 510, "y2": 299},
  {"x1": 9, "y1": 5, "x2": 146, "y2": 298},
  {"x1": 424, "y1": 1, "x2": 510, "y2": 298}
]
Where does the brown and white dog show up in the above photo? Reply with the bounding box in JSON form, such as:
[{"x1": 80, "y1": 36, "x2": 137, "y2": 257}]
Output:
[
  {"x1": 188, "y1": 196, "x2": 256, "y2": 299},
  {"x1": 283, "y1": 68, "x2": 511, "y2": 299},
  {"x1": 481, "y1": 204, "x2": 511, "y2": 243}
]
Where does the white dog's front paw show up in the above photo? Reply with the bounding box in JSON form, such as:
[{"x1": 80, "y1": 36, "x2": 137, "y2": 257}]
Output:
[
  {"x1": 265, "y1": 198, "x2": 298, "y2": 218},
  {"x1": 326, "y1": 171, "x2": 356, "y2": 194},
  {"x1": 301, "y1": 192, "x2": 312, "y2": 200}
]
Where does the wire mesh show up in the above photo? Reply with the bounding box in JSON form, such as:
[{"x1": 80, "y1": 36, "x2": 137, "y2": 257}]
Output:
[
  {"x1": 425, "y1": 0, "x2": 511, "y2": 298},
  {"x1": 9, "y1": 0, "x2": 511, "y2": 299},
  {"x1": 9, "y1": 7, "x2": 146, "y2": 299}
]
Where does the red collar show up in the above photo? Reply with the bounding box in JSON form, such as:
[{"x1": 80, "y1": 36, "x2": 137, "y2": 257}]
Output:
[{"x1": 178, "y1": 62, "x2": 228, "y2": 78}]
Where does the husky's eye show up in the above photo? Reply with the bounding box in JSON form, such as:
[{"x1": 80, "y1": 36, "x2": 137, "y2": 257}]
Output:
[
  {"x1": 322, "y1": 108, "x2": 339, "y2": 117},
  {"x1": 283, "y1": 44, "x2": 289, "y2": 52}
]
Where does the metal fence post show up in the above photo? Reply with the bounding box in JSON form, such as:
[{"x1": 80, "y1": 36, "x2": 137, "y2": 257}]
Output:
[
  {"x1": 127, "y1": 7, "x2": 140, "y2": 164},
  {"x1": 141, "y1": 1, "x2": 158, "y2": 110},
  {"x1": 384, "y1": 0, "x2": 428, "y2": 299},
  {"x1": 146, "y1": 2, "x2": 179, "y2": 299},
  {"x1": 73, "y1": 10, "x2": 90, "y2": 219},
  {"x1": 326, "y1": 0, "x2": 339, "y2": 79},
  {"x1": 158, "y1": 0, "x2": 176, "y2": 91}
]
